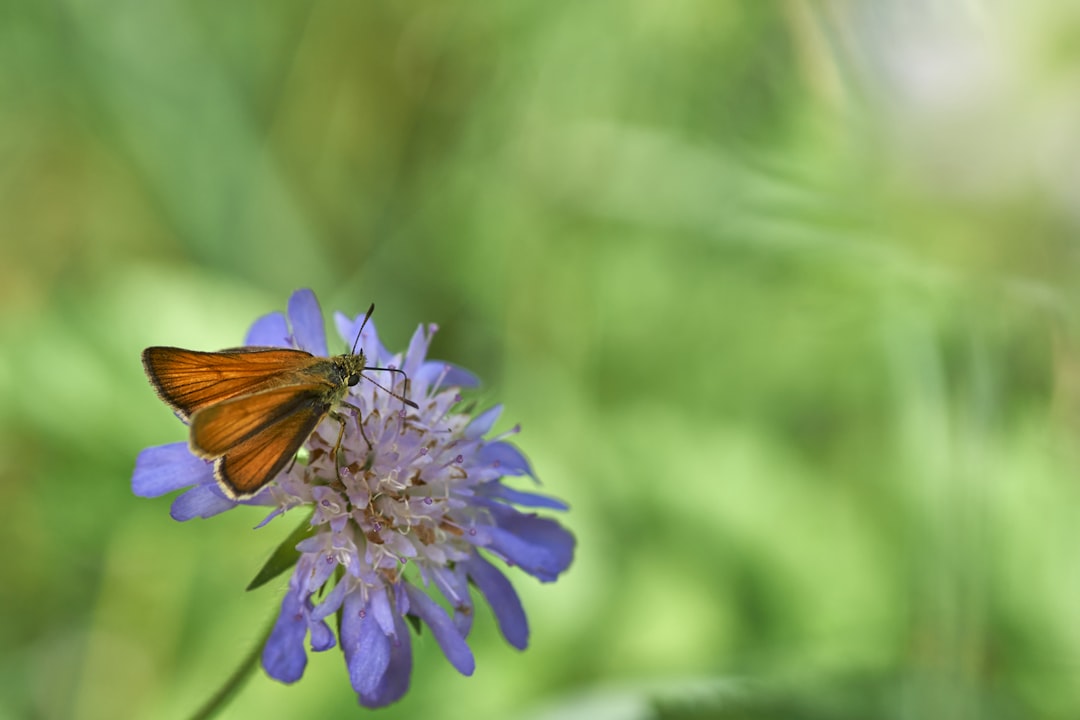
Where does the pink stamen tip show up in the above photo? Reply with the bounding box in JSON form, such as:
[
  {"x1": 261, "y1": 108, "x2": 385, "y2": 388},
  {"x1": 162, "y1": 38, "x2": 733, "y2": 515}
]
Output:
[
  {"x1": 455, "y1": 454, "x2": 464, "y2": 464},
  {"x1": 359, "y1": 609, "x2": 366, "y2": 618},
  {"x1": 424, "y1": 497, "x2": 433, "y2": 505},
  {"x1": 468, "y1": 528, "x2": 477, "y2": 536}
]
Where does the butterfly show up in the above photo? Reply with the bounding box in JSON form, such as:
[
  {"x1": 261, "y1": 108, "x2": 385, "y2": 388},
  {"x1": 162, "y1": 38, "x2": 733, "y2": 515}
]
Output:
[{"x1": 142, "y1": 304, "x2": 415, "y2": 499}]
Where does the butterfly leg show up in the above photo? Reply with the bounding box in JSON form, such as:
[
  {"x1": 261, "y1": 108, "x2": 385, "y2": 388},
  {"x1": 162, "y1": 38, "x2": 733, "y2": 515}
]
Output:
[
  {"x1": 331, "y1": 401, "x2": 373, "y2": 482},
  {"x1": 327, "y1": 411, "x2": 348, "y2": 482},
  {"x1": 338, "y1": 401, "x2": 370, "y2": 450}
]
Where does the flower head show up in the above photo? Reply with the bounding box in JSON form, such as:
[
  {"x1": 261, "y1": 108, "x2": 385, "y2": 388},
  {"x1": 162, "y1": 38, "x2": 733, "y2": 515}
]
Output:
[{"x1": 133, "y1": 289, "x2": 575, "y2": 707}]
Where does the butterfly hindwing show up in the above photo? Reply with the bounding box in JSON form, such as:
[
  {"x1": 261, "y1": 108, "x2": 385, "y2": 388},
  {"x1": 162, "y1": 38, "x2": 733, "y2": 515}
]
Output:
[
  {"x1": 188, "y1": 383, "x2": 330, "y2": 457},
  {"x1": 214, "y1": 402, "x2": 328, "y2": 497}
]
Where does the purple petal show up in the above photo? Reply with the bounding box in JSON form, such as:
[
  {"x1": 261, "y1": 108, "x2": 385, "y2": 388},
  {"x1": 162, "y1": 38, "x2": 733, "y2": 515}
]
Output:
[
  {"x1": 401, "y1": 325, "x2": 429, "y2": 379},
  {"x1": 132, "y1": 442, "x2": 212, "y2": 497},
  {"x1": 311, "y1": 578, "x2": 349, "y2": 622},
  {"x1": 369, "y1": 585, "x2": 396, "y2": 637},
  {"x1": 263, "y1": 588, "x2": 309, "y2": 683},
  {"x1": 237, "y1": 485, "x2": 278, "y2": 510},
  {"x1": 343, "y1": 590, "x2": 391, "y2": 697},
  {"x1": 454, "y1": 603, "x2": 474, "y2": 638},
  {"x1": 254, "y1": 506, "x2": 285, "y2": 529},
  {"x1": 334, "y1": 311, "x2": 392, "y2": 364},
  {"x1": 430, "y1": 566, "x2": 474, "y2": 637},
  {"x1": 403, "y1": 585, "x2": 475, "y2": 676},
  {"x1": 465, "y1": 405, "x2": 502, "y2": 440},
  {"x1": 359, "y1": 611, "x2": 412, "y2": 708},
  {"x1": 414, "y1": 361, "x2": 480, "y2": 390},
  {"x1": 295, "y1": 536, "x2": 325, "y2": 554},
  {"x1": 478, "y1": 441, "x2": 534, "y2": 477},
  {"x1": 440, "y1": 364, "x2": 479, "y2": 389},
  {"x1": 463, "y1": 553, "x2": 529, "y2": 649},
  {"x1": 484, "y1": 509, "x2": 575, "y2": 582},
  {"x1": 478, "y1": 481, "x2": 568, "y2": 510},
  {"x1": 288, "y1": 289, "x2": 327, "y2": 356},
  {"x1": 169, "y1": 483, "x2": 236, "y2": 521},
  {"x1": 429, "y1": 565, "x2": 471, "y2": 609},
  {"x1": 306, "y1": 553, "x2": 337, "y2": 595},
  {"x1": 309, "y1": 613, "x2": 335, "y2": 652},
  {"x1": 245, "y1": 311, "x2": 290, "y2": 347}
]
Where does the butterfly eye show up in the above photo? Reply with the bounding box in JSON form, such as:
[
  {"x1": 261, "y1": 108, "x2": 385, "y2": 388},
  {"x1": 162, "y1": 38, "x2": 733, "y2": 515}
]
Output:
[{"x1": 347, "y1": 373, "x2": 361, "y2": 387}]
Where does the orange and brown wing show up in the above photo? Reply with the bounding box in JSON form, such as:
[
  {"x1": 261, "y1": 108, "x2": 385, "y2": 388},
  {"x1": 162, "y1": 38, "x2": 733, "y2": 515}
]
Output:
[
  {"x1": 188, "y1": 383, "x2": 330, "y2": 457},
  {"x1": 188, "y1": 384, "x2": 331, "y2": 497},
  {"x1": 216, "y1": 410, "x2": 328, "y2": 498},
  {"x1": 142, "y1": 346, "x2": 315, "y2": 419}
]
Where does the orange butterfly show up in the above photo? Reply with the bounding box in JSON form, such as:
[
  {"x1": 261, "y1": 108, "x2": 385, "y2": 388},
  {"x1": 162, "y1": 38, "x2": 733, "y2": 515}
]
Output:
[{"x1": 142, "y1": 304, "x2": 415, "y2": 499}]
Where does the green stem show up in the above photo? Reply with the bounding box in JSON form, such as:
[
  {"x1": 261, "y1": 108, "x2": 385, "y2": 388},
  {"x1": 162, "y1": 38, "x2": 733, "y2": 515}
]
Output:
[{"x1": 189, "y1": 613, "x2": 277, "y2": 720}]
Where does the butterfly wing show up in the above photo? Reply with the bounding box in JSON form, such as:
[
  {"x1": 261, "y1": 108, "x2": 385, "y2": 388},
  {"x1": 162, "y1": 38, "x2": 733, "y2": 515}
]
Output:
[
  {"x1": 215, "y1": 408, "x2": 329, "y2": 498},
  {"x1": 188, "y1": 384, "x2": 333, "y2": 498},
  {"x1": 142, "y1": 346, "x2": 315, "y2": 420},
  {"x1": 189, "y1": 383, "x2": 330, "y2": 457}
]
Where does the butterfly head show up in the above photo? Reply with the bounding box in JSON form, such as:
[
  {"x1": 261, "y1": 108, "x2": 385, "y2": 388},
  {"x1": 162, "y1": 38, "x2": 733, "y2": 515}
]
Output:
[{"x1": 335, "y1": 349, "x2": 368, "y2": 388}]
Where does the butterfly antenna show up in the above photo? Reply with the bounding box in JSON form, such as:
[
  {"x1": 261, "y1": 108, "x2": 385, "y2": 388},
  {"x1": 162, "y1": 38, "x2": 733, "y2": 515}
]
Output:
[
  {"x1": 351, "y1": 303, "x2": 375, "y2": 355},
  {"x1": 360, "y1": 369, "x2": 419, "y2": 410}
]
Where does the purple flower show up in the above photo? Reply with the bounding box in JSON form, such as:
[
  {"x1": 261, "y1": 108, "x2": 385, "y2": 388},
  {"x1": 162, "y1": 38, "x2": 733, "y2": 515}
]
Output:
[{"x1": 132, "y1": 289, "x2": 574, "y2": 708}]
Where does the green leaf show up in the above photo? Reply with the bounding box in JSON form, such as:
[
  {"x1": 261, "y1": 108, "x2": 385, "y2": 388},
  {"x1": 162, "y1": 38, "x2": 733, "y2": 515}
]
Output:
[{"x1": 246, "y1": 511, "x2": 315, "y2": 591}]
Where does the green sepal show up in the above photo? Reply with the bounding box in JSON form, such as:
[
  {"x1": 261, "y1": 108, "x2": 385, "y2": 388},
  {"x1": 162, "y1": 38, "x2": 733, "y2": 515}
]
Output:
[
  {"x1": 246, "y1": 511, "x2": 315, "y2": 591},
  {"x1": 406, "y1": 613, "x2": 423, "y2": 635}
]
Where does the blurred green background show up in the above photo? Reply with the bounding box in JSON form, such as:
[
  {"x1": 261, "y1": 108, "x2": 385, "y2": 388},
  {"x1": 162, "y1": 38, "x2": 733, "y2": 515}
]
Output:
[{"x1": 3, "y1": 1, "x2": 1080, "y2": 718}]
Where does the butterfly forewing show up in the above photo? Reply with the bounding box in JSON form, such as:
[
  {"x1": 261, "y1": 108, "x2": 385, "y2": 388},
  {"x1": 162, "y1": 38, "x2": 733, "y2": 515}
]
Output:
[
  {"x1": 214, "y1": 400, "x2": 328, "y2": 497},
  {"x1": 142, "y1": 346, "x2": 317, "y2": 419}
]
